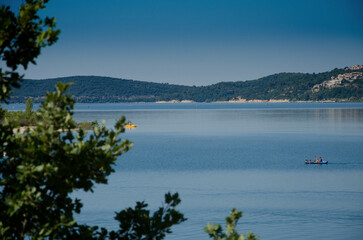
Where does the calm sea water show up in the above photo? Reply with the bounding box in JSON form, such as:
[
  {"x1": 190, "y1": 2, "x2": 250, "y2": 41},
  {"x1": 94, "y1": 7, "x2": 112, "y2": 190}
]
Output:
[{"x1": 7, "y1": 103, "x2": 363, "y2": 239}]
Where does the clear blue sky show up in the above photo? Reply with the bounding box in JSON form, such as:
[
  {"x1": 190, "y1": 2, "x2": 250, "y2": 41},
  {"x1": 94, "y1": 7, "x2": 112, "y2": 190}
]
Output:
[{"x1": 4, "y1": 0, "x2": 363, "y2": 85}]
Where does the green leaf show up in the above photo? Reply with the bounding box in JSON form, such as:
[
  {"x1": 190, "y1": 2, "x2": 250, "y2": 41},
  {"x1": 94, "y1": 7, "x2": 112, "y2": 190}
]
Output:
[{"x1": 34, "y1": 165, "x2": 44, "y2": 172}]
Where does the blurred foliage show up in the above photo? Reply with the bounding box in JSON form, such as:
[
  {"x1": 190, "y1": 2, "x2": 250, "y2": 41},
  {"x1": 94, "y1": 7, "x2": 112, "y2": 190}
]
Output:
[
  {"x1": 1, "y1": 98, "x2": 41, "y2": 126},
  {"x1": 205, "y1": 209, "x2": 259, "y2": 240},
  {"x1": 76, "y1": 120, "x2": 99, "y2": 130},
  {"x1": 0, "y1": 1, "x2": 186, "y2": 239},
  {"x1": 109, "y1": 192, "x2": 186, "y2": 240},
  {"x1": 1, "y1": 1, "x2": 256, "y2": 240},
  {"x1": 1, "y1": 97, "x2": 99, "y2": 129},
  {"x1": 0, "y1": 82, "x2": 134, "y2": 239},
  {"x1": 0, "y1": 0, "x2": 59, "y2": 103}
]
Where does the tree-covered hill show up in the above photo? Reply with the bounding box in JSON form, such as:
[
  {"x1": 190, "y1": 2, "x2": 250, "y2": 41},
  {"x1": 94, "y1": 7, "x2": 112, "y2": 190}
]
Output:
[
  {"x1": 10, "y1": 67, "x2": 363, "y2": 103},
  {"x1": 196, "y1": 67, "x2": 362, "y2": 102},
  {"x1": 12, "y1": 76, "x2": 192, "y2": 103}
]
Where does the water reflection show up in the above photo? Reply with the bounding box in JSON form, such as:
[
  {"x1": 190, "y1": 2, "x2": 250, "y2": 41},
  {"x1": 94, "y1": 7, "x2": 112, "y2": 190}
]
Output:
[
  {"x1": 72, "y1": 107, "x2": 363, "y2": 136},
  {"x1": 5, "y1": 103, "x2": 363, "y2": 240},
  {"x1": 76, "y1": 169, "x2": 363, "y2": 240}
]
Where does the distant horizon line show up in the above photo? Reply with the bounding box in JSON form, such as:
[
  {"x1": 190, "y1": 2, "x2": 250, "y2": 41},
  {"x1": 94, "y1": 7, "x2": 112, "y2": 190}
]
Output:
[{"x1": 23, "y1": 64, "x2": 358, "y2": 86}]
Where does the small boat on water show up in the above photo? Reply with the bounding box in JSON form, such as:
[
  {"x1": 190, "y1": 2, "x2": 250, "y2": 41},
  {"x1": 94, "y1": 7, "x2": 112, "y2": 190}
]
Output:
[
  {"x1": 305, "y1": 160, "x2": 328, "y2": 164},
  {"x1": 125, "y1": 124, "x2": 137, "y2": 128}
]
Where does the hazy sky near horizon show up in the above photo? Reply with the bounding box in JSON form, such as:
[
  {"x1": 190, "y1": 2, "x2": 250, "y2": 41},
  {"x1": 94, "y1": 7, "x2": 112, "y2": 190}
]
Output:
[{"x1": 4, "y1": 0, "x2": 363, "y2": 86}]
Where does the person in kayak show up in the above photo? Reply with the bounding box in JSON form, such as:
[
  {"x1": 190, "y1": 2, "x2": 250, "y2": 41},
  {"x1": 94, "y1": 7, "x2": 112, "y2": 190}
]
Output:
[{"x1": 316, "y1": 157, "x2": 323, "y2": 163}]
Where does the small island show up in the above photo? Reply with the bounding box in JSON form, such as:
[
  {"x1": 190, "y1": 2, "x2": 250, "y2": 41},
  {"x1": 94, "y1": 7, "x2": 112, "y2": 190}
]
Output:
[{"x1": 1, "y1": 99, "x2": 98, "y2": 132}]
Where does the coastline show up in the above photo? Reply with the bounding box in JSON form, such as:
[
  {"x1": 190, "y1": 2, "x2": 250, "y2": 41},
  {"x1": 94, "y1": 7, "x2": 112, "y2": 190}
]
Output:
[
  {"x1": 155, "y1": 100, "x2": 195, "y2": 103},
  {"x1": 154, "y1": 99, "x2": 339, "y2": 104},
  {"x1": 13, "y1": 126, "x2": 81, "y2": 134},
  {"x1": 6, "y1": 99, "x2": 359, "y2": 105}
]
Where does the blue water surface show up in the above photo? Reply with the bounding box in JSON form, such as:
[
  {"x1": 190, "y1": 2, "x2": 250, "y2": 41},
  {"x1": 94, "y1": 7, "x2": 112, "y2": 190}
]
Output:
[{"x1": 5, "y1": 103, "x2": 363, "y2": 239}]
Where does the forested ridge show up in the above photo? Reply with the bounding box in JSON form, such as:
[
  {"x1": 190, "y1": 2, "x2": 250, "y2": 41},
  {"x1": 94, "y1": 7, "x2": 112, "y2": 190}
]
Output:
[{"x1": 11, "y1": 67, "x2": 363, "y2": 103}]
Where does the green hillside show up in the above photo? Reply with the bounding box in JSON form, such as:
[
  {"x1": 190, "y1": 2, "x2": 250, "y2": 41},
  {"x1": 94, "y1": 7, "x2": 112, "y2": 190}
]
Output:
[{"x1": 10, "y1": 67, "x2": 363, "y2": 103}]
